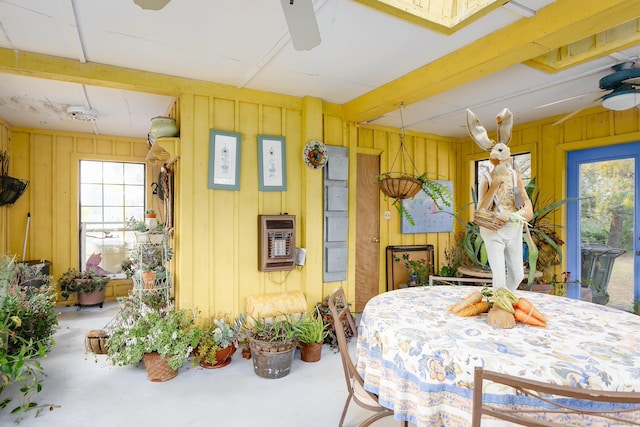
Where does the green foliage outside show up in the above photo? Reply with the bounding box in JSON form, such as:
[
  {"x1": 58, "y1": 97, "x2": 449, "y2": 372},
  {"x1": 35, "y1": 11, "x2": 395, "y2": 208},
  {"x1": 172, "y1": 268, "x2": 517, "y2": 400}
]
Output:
[{"x1": 579, "y1": 159, "x2": 634, "y2": 252}]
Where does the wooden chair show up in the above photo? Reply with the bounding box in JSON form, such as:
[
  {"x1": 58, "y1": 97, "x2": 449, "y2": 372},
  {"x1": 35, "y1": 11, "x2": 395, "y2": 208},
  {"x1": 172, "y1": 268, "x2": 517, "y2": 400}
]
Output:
[
  {"x1": 328, "y1": 288, "x2": 408, "y2": 427},
  {"x1": 472, "y1": 366, "x2": 640, "y2": 426}
]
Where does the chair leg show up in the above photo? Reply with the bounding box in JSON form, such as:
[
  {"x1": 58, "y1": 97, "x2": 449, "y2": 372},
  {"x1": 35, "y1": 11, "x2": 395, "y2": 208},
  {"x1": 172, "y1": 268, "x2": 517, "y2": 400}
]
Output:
[{"x1": 339, "y1": 393, "x2": 353, "y2": 427}]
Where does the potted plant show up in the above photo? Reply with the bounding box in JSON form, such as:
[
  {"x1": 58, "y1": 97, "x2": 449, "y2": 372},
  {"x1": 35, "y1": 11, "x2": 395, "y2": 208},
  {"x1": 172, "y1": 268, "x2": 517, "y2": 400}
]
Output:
[
  {"x1": 105, "y1": 292, "x2": 200, "y2": 382},
  {"x1": 121, "y1": 240, "x2": 168, "y2": 290},
  {"x1": 393, "y1": 252, "x2": 433, "y2": 286},
  {"x1": 292, "y1": 308, "x2": 328, "y2": 362},
  {"x1": 246, "y1": 315, "x2": 297, "y2": 379},
  {"x1": 454, "y1": 177, "x2": 580, "y2": 285},
  {"x1": 58, "y1": 268, "x2": 108, "y2": 308},
  {"x1": 192, "y1": 313, "x2": 246, "y2": 368},
  {"x1": 126, "y1": 215, "x2": 165, "y2": 244}
]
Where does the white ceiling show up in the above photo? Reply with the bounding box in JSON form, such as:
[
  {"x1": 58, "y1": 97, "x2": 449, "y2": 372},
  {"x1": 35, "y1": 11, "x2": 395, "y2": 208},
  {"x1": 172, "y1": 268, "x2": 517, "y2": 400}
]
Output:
[{"x1": 0, "y1": 0, "x2": 638, "y2": 139}]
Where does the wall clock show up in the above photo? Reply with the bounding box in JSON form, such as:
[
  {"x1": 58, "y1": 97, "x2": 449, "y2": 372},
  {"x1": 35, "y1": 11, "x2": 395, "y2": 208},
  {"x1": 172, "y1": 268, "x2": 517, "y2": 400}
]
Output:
[{"x1": 303, "y1": 140, "x2": 328, "y2": 169}]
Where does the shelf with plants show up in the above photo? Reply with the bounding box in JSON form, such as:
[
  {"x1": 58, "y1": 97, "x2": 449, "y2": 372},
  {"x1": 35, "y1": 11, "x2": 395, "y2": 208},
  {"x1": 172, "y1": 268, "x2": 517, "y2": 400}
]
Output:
[{"x1": 123, "y1": 215, "x2": 173, "y2": 302}]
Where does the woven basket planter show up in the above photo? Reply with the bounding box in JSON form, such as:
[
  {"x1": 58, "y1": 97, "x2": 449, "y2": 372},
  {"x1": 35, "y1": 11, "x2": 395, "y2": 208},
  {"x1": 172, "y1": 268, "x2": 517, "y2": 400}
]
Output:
[
  {"x1": 378, "y1": 173, "x2": 422, "y2": 200},
  {"x1": 142, "y1": 352, "x2": 178, "y2": 382},
  {"x1": 84, "y1": 329, "x2": 109, "y2": 354}
]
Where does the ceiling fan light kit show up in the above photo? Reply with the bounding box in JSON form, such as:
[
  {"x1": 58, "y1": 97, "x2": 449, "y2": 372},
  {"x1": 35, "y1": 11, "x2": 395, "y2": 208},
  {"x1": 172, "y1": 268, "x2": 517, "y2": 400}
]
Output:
[
  {"x1": 601, "y1": 90, "x2": 639, "y2": 111},
  {"x1": 599, "y1": 62, "x2": 640, "y2": 111}
]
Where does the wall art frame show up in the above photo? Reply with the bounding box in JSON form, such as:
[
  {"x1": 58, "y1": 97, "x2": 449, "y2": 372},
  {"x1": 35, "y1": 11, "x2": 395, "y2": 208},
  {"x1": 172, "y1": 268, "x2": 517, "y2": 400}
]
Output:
[
  {"x1": 257, "y1": 135, "x2": 287, "y2": 191},
  {"x1": 208, "y1": 129, "x2": 242, "y2": 191}
]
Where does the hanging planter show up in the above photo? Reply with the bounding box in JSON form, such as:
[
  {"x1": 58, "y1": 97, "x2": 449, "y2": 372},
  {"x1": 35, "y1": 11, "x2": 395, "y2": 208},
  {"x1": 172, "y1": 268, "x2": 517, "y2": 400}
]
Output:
[
  {"x1": 377, "y1": 103, "x2": 452, "y2": 225},
  {"x1": 378, "y1": 172, "x2": 422, "y2": 200}
]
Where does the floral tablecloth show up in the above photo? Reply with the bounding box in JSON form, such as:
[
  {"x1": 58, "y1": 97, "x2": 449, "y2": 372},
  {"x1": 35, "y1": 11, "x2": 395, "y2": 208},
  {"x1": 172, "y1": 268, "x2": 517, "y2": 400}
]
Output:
[{"x1": 356, "y1": 286, "x2": 640, "y2": 427}]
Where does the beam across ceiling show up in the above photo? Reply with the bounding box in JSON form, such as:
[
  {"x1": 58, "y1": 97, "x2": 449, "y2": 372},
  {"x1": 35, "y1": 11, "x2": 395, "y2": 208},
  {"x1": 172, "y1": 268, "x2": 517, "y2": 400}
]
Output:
[{"x1": 343, "y1": 0, "x2": 640, "y2": 124}]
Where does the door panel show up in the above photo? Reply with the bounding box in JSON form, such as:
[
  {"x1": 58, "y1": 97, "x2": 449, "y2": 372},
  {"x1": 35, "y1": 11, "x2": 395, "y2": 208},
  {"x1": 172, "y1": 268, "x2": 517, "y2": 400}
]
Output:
[
  {"x1": 567, "y1": 142, "x2": 639, "y2": 311},
  {"x1": 355, "y1": 154, "x2": 380, "y2": 312}
]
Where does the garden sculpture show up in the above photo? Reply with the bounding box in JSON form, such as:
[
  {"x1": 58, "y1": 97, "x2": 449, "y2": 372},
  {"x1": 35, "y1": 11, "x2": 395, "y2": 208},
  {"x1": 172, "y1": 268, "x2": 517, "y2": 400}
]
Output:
[{"x1": 466, "y1": 108, "x2": 534, "y2": 291}]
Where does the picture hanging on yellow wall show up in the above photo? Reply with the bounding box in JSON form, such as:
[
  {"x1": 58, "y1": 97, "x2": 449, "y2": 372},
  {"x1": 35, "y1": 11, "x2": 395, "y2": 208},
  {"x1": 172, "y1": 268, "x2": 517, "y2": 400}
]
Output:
[
  {"x1": 208, "y1": 129, "x2": 242, "y2": 191},
  {"x1": 257, "y1": 135, "x2": 287, "y2": 192}
]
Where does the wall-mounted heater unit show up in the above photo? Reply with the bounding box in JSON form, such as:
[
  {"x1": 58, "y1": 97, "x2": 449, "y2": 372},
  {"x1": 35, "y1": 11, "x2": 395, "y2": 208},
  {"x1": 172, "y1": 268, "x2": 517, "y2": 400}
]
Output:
[{"x1": 259, "y1": 214, "x2": 296, "y2": 272}]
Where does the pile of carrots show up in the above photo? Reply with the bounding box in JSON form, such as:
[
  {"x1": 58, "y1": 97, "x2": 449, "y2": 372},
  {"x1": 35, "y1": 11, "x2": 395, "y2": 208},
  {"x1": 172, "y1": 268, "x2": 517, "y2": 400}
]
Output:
[
  {"x1": 513, "y1": 297, "x2": 547, "y2": 327},
  {"x1": 446, "y1": 290, "x2": 547, "y2": 327}
]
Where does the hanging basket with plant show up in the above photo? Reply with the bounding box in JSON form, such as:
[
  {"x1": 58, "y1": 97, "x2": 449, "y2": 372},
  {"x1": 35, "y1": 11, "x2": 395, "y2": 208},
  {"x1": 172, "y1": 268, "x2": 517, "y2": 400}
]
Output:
[{"x1": 377, "y1": 103, "x2": 452, "y2": 225}]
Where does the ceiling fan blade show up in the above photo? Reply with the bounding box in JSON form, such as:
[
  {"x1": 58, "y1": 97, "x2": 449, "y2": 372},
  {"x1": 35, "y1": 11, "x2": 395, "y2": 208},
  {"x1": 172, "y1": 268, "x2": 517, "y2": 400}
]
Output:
[
  {"x1": 134, "y1": 0, "x2": 171, "y2": 10},
  {"x1": 535, "y1": 92, "x2": 600, "y2": 109},
  {"x1": 552, "y1": 99, "x2": 602, "y2": 126},
  {"x1": 280, "y1": 0, "x2": 321, "y2": 51}
]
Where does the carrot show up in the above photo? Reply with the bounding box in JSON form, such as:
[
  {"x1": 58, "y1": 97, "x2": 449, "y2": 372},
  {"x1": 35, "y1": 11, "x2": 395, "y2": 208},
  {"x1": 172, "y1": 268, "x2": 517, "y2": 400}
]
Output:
[
  {"x1": 514, "y1": 308, "x2": 546, "y2": 327},
  {"x1": 457, "y1": 301, "x2": 490, "y2": 317},
  {"x1": 515, "y1": 297, "x2": 547, "y2": 323},
  {"x1": 446, "y1": 291, "x2": 483, "y2": 314}
]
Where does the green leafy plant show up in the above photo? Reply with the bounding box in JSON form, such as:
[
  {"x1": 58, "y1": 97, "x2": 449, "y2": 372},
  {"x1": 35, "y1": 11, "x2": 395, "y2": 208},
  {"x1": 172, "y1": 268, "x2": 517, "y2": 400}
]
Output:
[
  {"x1": 106, "y1": 293, "x2": 200, "y2": 370},
  {"x1": 393, "y1": 252, "x2": 433, "y2": 285},
  {"x1": 0, "y1": 255, "x2": 58, "y2": 418},
  {"x1": 292, "y1": 308, "x2": 328, "y2": 344},
  {"x1": 192, "y1": 313, "x2": 246, "y2": 366},
  {"x1": 58, "y1": 268, "x2": 108, "y2": 299},
  {"x1": 378, "y1": 173, "x2": 452, "y2": 226},
  {"x1": 453, "y1": 177, "x2": 581, "y2": 284},
  {"x1": 247, "y1": 315, "x2": 297, "y2": 342}
]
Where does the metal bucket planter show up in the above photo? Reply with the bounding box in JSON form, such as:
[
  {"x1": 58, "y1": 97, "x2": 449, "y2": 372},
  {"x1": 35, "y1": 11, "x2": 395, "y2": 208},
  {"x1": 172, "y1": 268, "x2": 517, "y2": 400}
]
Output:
[{"x1": 249, "y1": 337, "x2": 296, "y2": 379}]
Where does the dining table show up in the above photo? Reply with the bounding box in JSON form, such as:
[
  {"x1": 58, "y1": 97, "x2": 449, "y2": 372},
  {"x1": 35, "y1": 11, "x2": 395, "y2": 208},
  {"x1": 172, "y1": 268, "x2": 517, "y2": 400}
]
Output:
[{"x1": 356, "y1": 285, "x2": 640, "y2": 427}]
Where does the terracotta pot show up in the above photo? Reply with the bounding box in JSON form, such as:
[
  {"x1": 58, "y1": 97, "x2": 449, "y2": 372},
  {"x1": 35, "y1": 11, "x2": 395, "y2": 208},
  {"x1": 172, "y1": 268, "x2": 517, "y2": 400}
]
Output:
[
  {"x1": 299, "y1": 342, "x2": 323, "y2": 363},
  {"x1": 141, "y1": 271, "x2": 156, "y2": 289},
  {"x1": 78, "y1": 287, "x2": 106, "y2": 308},
  {"x1": 198, "y1": 345, "x2": 236, "y2": 369}
]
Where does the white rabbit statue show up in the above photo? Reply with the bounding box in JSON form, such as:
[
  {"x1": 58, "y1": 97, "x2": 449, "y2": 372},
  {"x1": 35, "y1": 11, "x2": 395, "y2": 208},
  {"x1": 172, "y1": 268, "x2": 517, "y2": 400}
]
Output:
[{"x1": 466, "y1": 108, "x2": 534, "y2": 291}]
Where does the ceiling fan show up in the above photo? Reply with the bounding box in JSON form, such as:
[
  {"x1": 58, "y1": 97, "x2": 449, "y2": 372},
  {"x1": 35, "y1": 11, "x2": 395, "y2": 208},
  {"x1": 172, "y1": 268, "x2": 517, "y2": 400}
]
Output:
[
  {"x1": 133, "y1": 0, "x2": 321, "y2": 51},
  {"x1": 550, "y1": 61, "x2": 640, "y2": 125}
]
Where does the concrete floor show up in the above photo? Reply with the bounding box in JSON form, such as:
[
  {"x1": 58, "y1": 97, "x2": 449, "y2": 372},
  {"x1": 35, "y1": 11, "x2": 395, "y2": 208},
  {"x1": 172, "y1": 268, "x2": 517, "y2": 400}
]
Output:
[{"x1": 0, "y1": 301, "x2": 402, "y2": 427}]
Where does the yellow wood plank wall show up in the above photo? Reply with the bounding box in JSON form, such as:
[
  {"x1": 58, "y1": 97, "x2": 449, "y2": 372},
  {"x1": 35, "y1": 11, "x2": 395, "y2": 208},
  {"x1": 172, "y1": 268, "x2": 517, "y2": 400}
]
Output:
[
  {"x1": 3, "y1": 100, "x2": 640, "y2": 316},
  {"x1": 5, "y1": 129, "x2": 150, "y2": 297},
  {"x1": 0, "y1": 117, "x2": 11, "y2": 254},
  {"x1": 355, "y1": 124, "x2": 458, "y2": 294},
  {"x1": 174, "y1": 94, "x2": 329, "y2": 318}
]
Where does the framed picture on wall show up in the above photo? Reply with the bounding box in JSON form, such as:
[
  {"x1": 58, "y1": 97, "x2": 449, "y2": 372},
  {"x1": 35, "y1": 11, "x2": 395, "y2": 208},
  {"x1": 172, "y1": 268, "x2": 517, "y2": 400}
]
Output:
[
  {"x1": 401, "y1": 180, "x2": 454, "y2": 234},
  {"x1": 208, "y1": 129, "x2": 242, "y2": 191},
  {"x1": 257, "y1": 135, "x2": 287, "y2": 191}
]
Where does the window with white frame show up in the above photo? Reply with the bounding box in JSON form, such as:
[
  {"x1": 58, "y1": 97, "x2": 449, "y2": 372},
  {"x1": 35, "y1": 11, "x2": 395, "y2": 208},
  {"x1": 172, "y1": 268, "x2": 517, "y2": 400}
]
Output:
[
  {"x1": 474, "y1": 152, "x2": 531, "y2": 204},
  {"x1": 79, "y1": 160, "x2": 146, "y2": 277}
]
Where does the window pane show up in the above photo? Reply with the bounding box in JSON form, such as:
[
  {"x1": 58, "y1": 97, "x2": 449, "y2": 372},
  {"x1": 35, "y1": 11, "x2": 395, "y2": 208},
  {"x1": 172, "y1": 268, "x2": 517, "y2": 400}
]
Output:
[
  {"x1": 81, "y1": 183, "x2": 103, "y2": 206},
  {"x1": 125, "y1": 185, "x2": 145, "y2": 206},
  {"x1": 104, "y1": 206, "x2": 123, "y2": 223},
  {"x1": 81, "y1": 161, "x2": 103, "y2": 183},
  {"x1": 103, "y1": 162, "x2": 124, "y2": 184},
  {"x1": 125, "y1": 163, "x2": 145, "y2": 185},
  {"x1": 81, "y1": 206, "x2": 103, "y2": 223},
  {"x1": 104, "y1": 184, "x2": 124, "y2": 206}
]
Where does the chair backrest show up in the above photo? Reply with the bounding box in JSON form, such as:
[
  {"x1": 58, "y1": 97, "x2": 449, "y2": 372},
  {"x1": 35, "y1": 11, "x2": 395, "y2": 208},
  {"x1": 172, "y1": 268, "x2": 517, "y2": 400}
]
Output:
[
  {"x1": 472, "y1": 366, "x2": 640, "y2": 427},
  {"x1": 327, "y1": 288, "x2": 362, "y2": 391}
]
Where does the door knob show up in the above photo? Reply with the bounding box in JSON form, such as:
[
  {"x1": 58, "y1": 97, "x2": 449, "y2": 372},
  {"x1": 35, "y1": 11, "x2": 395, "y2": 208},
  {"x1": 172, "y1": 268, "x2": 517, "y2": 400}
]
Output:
[{"x1": 372, "y1": 237, "x2": 380, "y2": 243}]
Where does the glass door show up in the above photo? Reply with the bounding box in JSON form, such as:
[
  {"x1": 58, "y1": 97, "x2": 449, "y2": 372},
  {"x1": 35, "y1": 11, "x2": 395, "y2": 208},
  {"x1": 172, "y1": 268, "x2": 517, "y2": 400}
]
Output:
[{"x1": 567, "y1": 142, "x2": 639, "y2": 312}]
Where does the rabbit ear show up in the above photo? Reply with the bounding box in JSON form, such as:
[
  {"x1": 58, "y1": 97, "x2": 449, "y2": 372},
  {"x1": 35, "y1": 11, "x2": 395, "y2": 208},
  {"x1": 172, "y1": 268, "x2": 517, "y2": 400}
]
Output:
[
  {"x1": 496, "y1": 108, "x2": 513, "y2": 145},
  {"x1": 466, "y1": 109, "x2": 495, "y2": 151}
]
